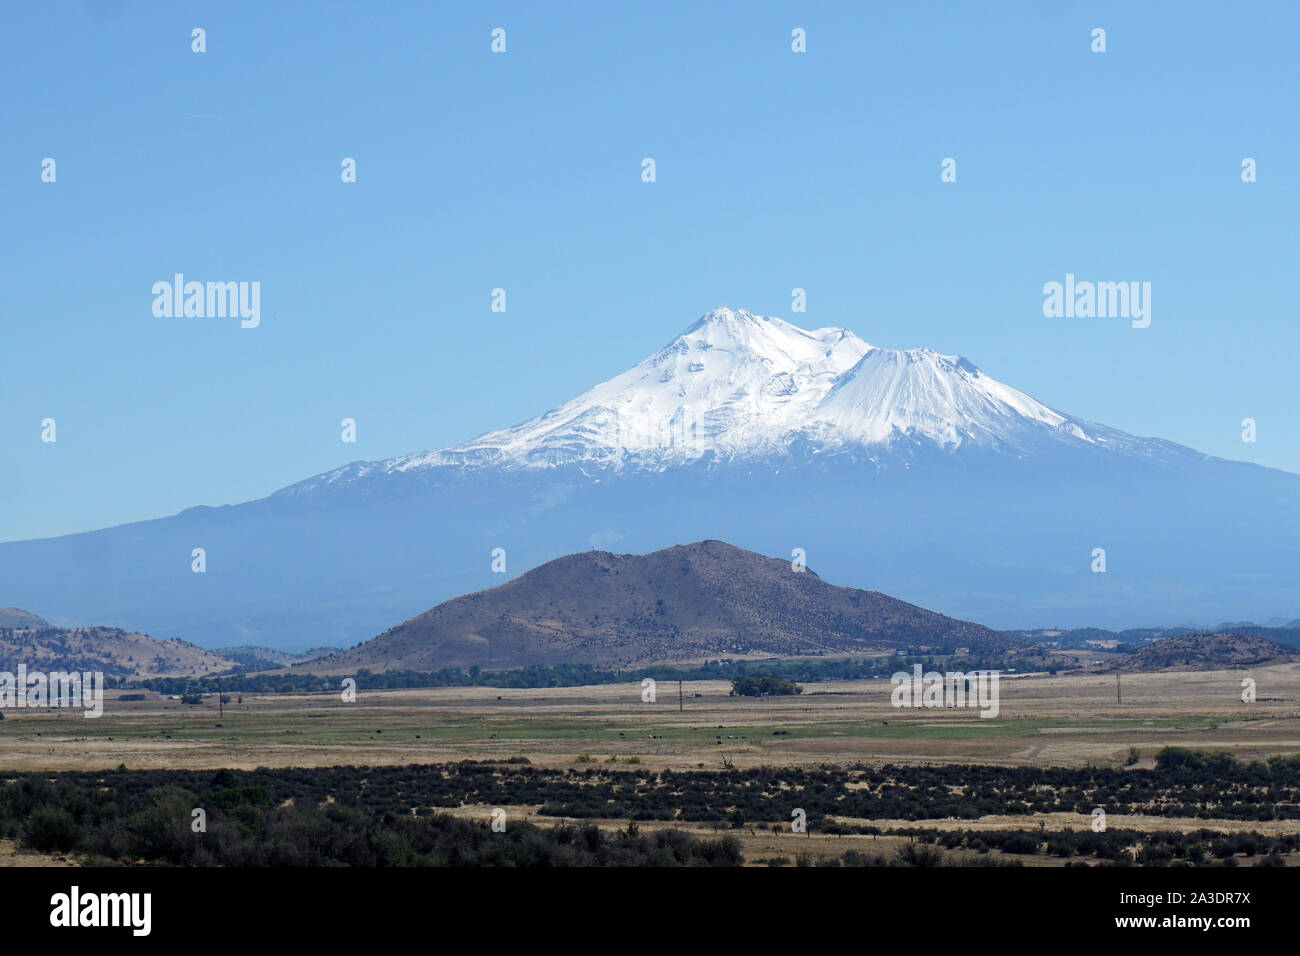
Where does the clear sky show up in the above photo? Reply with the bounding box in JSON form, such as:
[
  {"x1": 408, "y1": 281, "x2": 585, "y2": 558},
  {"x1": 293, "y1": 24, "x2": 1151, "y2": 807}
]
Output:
[{"x1": 3, "y1": 1, "x2": 1297, "y2": 542}]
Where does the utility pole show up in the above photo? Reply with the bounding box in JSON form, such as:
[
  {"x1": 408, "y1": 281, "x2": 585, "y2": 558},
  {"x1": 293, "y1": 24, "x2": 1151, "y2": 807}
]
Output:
[
  {"x1": 1115, "y1": 674, "x2": 1121, "y2": 705},
  {"x1": 218, "y1": 677, "x2": 224, "y2": 718},
  {"x1": 679, "y1": 679, "x2": 683, "y2": 713}
]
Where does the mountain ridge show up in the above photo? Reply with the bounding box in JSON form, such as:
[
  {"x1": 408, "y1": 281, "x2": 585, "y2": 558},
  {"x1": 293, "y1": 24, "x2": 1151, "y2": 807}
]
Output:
[
  {"x1": 0, "y1": 608, "x2": 48, "y2": 629},
  {"x1": 307, "y1": 540, "x2": 1020, "y2": 672}
]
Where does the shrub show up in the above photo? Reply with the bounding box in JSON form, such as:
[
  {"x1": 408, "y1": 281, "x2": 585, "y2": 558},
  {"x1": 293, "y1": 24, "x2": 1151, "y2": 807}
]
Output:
[{"x1": 24, "y1": 808, "x2": 84, "y2": 853}]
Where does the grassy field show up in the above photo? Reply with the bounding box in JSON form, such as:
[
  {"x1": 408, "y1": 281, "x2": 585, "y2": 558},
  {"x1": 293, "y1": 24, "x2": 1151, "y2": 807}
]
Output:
[{"x1": 2, "y1": 664, "x2": 1297, "y2": 773}]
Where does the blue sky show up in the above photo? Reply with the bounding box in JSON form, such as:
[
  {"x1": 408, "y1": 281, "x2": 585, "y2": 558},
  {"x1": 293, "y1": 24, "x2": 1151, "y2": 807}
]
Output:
[{"x1": 2, "y1": 1, "x2": 1297, "y2": 542}]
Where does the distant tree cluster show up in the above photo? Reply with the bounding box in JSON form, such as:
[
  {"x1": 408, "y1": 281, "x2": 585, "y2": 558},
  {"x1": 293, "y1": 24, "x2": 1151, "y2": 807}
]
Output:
[
  {"x1": 730, "y1": 676, "x2": 803, "y2": 697},
  {"x1": 135, "y1": 652, "x2": 1028, "y2": 697}
]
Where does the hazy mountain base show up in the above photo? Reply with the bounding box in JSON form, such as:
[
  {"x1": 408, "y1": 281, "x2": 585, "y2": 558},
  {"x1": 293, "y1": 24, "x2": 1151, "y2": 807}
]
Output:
[
  {"x1": 213, "y1": 645, "x2": 338, "y2": 670},
  {"x1": 1, "y1": 443, "x2": 1296, "y2": 650}
]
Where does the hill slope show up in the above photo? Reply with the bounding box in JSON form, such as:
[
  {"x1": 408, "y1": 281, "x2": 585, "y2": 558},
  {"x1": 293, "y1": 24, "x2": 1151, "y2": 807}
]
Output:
[
  {"x1": 1108, "y1": 633, "x2": 1297, "y2": 671},
  {"x1": 0, "y1": 609, "x2": 47, "y2": 629},
  {"x1": 316, "y1": 540, "x2": 1018, "y2": 672},
  {"x1": 0, "y1": 626, "x2": 238, "y2": 679}
]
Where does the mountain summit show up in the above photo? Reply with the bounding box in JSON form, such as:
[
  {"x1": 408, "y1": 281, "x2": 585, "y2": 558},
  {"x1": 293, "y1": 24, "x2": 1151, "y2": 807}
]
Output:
[
  {"x1": 289, "y1": 308, "x2": 1178, "y2": 492},
  {"x1": 2, "y1": 306, "x2": 1297, "y2": 648}
]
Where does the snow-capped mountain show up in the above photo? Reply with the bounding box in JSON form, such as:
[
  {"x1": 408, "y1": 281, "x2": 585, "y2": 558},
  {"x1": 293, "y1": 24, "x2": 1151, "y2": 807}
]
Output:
[
  {"x1": 289, "y1": 308, "x2": 1177, "y2": 493},
  {"x1": 2, "y1": 307, "x2": 1297, "y2": 649}
]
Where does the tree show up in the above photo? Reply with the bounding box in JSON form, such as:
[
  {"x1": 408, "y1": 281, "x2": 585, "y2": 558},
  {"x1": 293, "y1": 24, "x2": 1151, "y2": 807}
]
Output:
[{"x1": 730, "y1": 676, "x2": 802, "y2": 697}]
